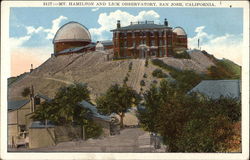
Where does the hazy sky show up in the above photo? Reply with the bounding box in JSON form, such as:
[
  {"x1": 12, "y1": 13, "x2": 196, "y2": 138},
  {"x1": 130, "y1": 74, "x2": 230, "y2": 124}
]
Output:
[{"x1": 10, "y1": 7, "x2": 243, "y2": 76}]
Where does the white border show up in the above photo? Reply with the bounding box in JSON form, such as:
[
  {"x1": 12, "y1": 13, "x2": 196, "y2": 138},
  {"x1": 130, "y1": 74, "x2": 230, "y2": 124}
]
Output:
[{"x1": 1, "y1": 1, "x2": 249, "y2": 160}]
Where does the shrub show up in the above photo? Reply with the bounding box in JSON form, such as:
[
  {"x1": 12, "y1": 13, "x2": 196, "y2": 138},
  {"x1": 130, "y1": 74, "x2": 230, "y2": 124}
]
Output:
[
  {"x1": 152, "y1": 69, "x2": 167, "y2": 78},
  {"x1": 140, "y1": 80, "x2": 146, "y2": 86},
  {"x1": 21, "y1": 87, "x2": 31, "y2": 97},
  {"x1": 123, "y1": 76, "x2": 128, "y2": 83},
  {"x1": 143, "y1": 73, "x2": 147, "y2": 78},
  {"x1": 172, "y1": 50, "x2": 191, "y2": 59},
  {"x1": 85, "y1": 121, "x2": 103, "y2": 139},
  {"x1": 128, "y1": 62, "x2": 133, "y2": 71},
  {"x1": 145, "y1": 58, "x2": 149, "y2": 67}
]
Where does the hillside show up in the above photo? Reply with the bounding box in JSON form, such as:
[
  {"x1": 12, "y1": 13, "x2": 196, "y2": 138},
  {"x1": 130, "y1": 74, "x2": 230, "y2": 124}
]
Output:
[{"x1": 8, "y1": 49, "x2": 239, "y2": 101}]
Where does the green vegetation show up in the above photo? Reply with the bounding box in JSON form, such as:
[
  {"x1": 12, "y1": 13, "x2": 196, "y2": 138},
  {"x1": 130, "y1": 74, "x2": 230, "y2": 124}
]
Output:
[
  {"x1": 152, "y1": 69, "x2": 168, "y2": 78},
  {"x1": 32, "y1": 83, "x2": 103, "y2": 139},
  {"x1": 143, "y1": 73, "x2": 147, "y2": 78},
  {"x1": 151, "y1": 59, "x2": 202, "y2": 92},
  {"x1": 137, "y1": 80, "x2": 241, "y2": 152},
  {"x1": 85, "y1": 121, "x2": 103, "y2": 139},
  {"x1": 145, "y1": 58, "x2": 149, "y2": 67},
  {"x1": 96, "y1": 84, "x2": 140, "y2": 128},
  {"x1": 207, "y1": 58, "x2": 241, "y2": 79},
  {"x1": 21, "y1": 87, "x2": 31, "y2": 97},
  {"x1": 201, "y1": 50, "x2": 241, "y2": 79},
  {"x1": 140, "y1": 80, "x2": 145, "y2": 87},
  {"x1": 128, "y1": 62, "x2": 133, "y2": 71},
  {"x1": 172, "y1": 50, "x2": 191, "y2": 59}
]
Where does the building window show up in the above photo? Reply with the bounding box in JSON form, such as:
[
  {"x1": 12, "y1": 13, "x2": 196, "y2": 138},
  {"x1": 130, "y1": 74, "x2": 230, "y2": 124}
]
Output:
[
  {"x1": 159, "y1": 40, "x2": 162, "y2": 46},
  {"x1": 132, "y1": 32, "x2": 135, "y2": 38},
  {"x1": 151, "y1": 40, "x2": 155, "y2": 46},
  {"x1": 124, "y1": 41, "x2": 127, "y2": 47},
  {"x1": 159, "y1": 50, "x2": 162, "y2": 57},
  {"x1": 159, "y1": 31, "x2": 162, "y2": 37},
  {"x1": 150, "y1": 31, "x2": 154, "y2": 37},
  {"x1": 133, "y1": 41, "x2": 136, "y2": 47}
]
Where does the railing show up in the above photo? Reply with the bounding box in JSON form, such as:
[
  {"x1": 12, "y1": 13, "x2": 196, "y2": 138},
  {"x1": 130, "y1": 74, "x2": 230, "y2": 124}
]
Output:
[{"x1": 131, "y1": 21, "x2": 154, "y2": 25}]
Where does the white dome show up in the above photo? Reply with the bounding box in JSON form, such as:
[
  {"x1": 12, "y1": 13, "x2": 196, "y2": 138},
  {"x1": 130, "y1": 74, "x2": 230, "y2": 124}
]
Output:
[
  {"x1": 173, "y1": 27, "x2": 187, "y2": 36},
  {"x1": 53, "y1": 22, "x2": 91, "y2": 43}
]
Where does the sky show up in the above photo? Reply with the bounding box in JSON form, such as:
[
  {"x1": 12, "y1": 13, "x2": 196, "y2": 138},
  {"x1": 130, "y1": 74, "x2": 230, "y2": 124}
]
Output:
[{"x1": 10, "y1": 7, "x2": 243, "y2": 76}]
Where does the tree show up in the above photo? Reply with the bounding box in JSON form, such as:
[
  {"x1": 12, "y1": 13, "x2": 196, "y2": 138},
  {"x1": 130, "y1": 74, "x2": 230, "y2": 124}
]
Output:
[
  {"x1": 96, "y1": 84, "x2": 140, "y2": 128},
  {"x1": 21, "y1": 87, "x2": 31, "y2": 97},
  {"x1": 137, "y1": 79, "x2": 241, "y2": 152},
  {"x1": 32, "y1": 83, "x2": 92, "y2": 125}
]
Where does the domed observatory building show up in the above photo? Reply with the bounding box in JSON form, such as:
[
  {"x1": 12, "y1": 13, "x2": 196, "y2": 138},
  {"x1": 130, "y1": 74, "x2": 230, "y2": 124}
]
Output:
[
  {"x1": 53, "y1": 21, "x2": 92, "y2": 55},
  {"x1": 172, "y1": 27, "x2": 188, "y2": 52}
]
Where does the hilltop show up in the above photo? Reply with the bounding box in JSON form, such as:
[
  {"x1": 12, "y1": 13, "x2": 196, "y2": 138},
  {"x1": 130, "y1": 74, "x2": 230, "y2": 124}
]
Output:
[{"x1": 8, "y1": 49, "x2": 240, "y2": 101}]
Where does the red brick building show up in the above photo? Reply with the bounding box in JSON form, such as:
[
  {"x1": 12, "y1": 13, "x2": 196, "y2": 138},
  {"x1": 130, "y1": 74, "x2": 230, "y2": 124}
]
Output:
[{"x1": 111, "y1": 19, "x2": 187, "y2": 59}]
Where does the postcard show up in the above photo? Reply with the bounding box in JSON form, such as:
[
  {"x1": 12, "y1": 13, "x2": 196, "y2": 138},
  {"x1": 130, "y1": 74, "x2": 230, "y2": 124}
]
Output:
[{"x1": 1, "y1": 0, "x2": 249, "y2": 159}]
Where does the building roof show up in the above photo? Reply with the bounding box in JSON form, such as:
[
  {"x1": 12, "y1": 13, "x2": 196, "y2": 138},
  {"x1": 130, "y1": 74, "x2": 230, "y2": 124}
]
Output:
[
  {"x1": 8, "y1": 93, "x2": 51, "y2": 111},
  {"x1": 98, "y1": 40, "x2": 113, "y2": 46},
  {"x1": 189, "y1": 80, "x2": 241, "y2": 99},
  {"x1": 35, "y1": 93, "x2": 52, "y2": 102},
  {"x1": 173, "y1": 27, "x2": 187, "y2": 36},
  {"x1": 53, "y1": 21, "x2": 91, "y2": 43},
  {"x1": 29, "y1": 121, "x2": 55, "y2": 128},
  {"x1": 8, "y1": 99, "x2": 30, "y2": 111},
  {"x1": 79, "y1": 100, "x2": 111, "y2": 122},
  {"x1": 111, "y1": 23, "x2": 171, "y2": 32}
]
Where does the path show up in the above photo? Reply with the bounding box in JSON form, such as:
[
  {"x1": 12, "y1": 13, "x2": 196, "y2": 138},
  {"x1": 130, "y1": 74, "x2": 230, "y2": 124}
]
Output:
[
  {"x1": 130, "y1": 59, "x2": 145, "y2": 92},
  {"x1": 10, "y1": 128, "x2": 161, "y2": 152}
]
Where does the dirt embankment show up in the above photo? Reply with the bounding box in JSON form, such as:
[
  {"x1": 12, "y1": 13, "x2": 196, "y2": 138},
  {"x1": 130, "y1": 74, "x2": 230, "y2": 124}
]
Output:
[{"x1": 8, "y1": 50, "x2": 214, "y2": 101}]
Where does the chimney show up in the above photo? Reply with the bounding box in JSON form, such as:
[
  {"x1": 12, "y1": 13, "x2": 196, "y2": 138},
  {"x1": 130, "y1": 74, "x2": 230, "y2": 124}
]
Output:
[
  {"x1": 117, "y1": 20, "x2": 121, "y2": 28},
  {"x1": 30, "y1": 64, "x2": 34, "y2": 72},
  {"x1": 164, "y1": 18, "x2": 168, "y2": 26}
]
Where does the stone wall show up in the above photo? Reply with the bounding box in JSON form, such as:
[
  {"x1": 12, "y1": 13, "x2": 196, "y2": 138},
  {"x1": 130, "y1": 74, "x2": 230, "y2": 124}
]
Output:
[{"x1": 29, "y1": 127, "x2": 56, "y2": 149}]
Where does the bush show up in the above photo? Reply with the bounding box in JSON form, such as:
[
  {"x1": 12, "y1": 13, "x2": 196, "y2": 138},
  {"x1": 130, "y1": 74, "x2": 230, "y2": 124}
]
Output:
[
  {"x1": 21, "y1": 87, "x2": 31, "y2": 97},
  {"x1": 152, "y1": 69, "x2": 167, "y2": 78},
  {"x1": 140, "y1": 80, "x2": 146, "y2": 86},
  {"x1": 85, "y1": 121, "x2": 103, "y2": 139},
  {"x1": 172, "y1": 50, "x2": 191, "y2": 59},
  {"x1": 145, "y1": 58, "x2": 149, "y2": 67},
  {"x1": 128, "y1": 62, "x2": 133, "y2": 71},
  {"x1": 143, "y1": 73, "x2": 147, "y2": 78},
  {"x1": 123, "y1": 76, "x2": 128, "y2": 83}
]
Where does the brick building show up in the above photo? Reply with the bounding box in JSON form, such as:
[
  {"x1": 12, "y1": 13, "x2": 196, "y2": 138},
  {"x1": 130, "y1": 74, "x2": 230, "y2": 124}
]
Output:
[{"x1": 111, "y1": 19, "x2": 188, "y2": 59}]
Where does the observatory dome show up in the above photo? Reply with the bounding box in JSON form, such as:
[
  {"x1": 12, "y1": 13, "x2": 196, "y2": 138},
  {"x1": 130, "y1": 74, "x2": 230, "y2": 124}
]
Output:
[
  {"x1": 173, "y1": 27, "x2": 187, "y2": 36},
  {"x1": 53, "y1": 21, "x2": 91, "y2": 43}
]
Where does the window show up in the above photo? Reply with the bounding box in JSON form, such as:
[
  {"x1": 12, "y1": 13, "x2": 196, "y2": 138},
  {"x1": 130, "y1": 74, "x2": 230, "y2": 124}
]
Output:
[
  {"x1": 133, "y1": 41, "x2": 136, "y2": 47},
  {"x1": 159, "y1": 40, "x2": 162, "y2": 46},
  {"x1": 159, "y1": 31, "x2": 162, "y2": 37},
  {"x1": 150, "y1": 31, "x2": 154, "y2": 37},
  {"x1": 151, "y1": 40, "x2": 155, "y2": 46},
  {"x1": 132, "y1": 32, "x2": 135, "y2": 38},
  {"x1": 124, "y1": 41, "x2": 127, "y2": 47}
]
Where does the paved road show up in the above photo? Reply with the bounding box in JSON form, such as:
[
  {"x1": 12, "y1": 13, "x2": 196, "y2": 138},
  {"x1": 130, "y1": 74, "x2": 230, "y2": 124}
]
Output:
[{"x1": 9, "y1": 128, "x2": 162, "y2": 152}]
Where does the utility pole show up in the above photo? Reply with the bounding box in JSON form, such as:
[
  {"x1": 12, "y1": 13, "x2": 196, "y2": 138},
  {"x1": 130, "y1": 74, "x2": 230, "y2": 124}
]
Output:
[{"x1": 198, "y1": 38, "x2": 200, "y2": 49}]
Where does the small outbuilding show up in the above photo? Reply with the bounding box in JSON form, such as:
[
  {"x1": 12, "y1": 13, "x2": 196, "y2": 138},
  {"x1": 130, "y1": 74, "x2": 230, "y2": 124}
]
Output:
[{"x1": 189, "y1": 80, "x2": 241, "y2": 99}]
